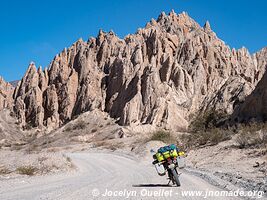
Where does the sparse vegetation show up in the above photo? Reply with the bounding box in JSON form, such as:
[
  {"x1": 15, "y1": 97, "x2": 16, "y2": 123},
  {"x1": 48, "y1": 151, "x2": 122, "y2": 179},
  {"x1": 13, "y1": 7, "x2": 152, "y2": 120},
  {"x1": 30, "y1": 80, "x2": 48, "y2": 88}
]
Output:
[
  {"x1": 180, "y1": 128, "x2": 232, "y2": 150},
  {"x1": 182, "y1": 110, "x2": 232, "y2": 150},
  {"x1": 38, "y1": 156, "x2": 48, "y2": 163},
  {"x1": 64, "y1": 120, "x2": 87, "y2": 132},
  {"x1": 0, "y1": 166, "x2": 11, "y2": 175},
  {"x1": 149, "y1": 130, "x2": 175, "y2": 144},
  {"x1": 93, "y1": 141, "x2": 124, "y2": 151},
  {"x1": 64, "y1": 126, "x2": 72, "y2": 132},
  {"x1": 16, "y1": 166, "x2": 37, "y2": 176},
  {"x1": 66, "y1": 156, "x2": 71, "y2": 163},
  {"x1": 235, "y1": 123, "x2": 267, "y2": 149},
  {"x1": 72, "y1": 120, "x2": 87, "y2": 130},
  {"x1": 25, "y1": 144, "x2": 39, "y2": 154},
  {"x1": 189, "y1": 110, "x2": 229, "y2": 132},
  {"x1": 46, "y1": 147, "x2": 58, "y2": 153}
]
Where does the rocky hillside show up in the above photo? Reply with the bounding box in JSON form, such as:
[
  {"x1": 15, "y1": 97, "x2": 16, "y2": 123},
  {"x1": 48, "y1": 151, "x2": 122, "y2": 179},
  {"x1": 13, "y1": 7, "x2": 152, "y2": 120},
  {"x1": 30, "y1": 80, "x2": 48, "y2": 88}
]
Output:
[{"x1": 1, "y1": 11, "x2": 267, "y2": 131}]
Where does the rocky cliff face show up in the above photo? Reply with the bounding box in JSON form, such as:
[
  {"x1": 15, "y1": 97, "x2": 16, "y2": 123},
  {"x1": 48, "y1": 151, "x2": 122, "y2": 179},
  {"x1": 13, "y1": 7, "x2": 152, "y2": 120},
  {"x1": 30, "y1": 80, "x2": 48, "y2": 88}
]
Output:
[
  {"x1": 5, "y1": 11, "x2": 267, "y2": 130},
  {"x1": 231, "y1": 47, "x2": 267, "y2": 122},
  {"x1": 0, "y1": 77, "x2": 14, "y2": 110}
]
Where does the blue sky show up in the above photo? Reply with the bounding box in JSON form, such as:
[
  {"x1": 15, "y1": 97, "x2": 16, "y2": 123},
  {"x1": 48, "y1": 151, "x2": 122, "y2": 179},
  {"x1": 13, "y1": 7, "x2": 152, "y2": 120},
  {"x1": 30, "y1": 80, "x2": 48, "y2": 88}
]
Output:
[{"x1": 0, "y1": 0, "x2": 266, "y2": 81}]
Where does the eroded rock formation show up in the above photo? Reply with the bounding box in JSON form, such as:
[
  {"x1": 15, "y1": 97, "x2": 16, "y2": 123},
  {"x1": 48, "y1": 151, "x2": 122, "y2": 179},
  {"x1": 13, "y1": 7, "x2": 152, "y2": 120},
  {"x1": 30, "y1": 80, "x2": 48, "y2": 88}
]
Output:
[
  {"x1": 231, "y1": 47, "x2": 267, "y2": 122},
  {"x1": 1, "y1": 10, "x2": 266, "y2": 130}
]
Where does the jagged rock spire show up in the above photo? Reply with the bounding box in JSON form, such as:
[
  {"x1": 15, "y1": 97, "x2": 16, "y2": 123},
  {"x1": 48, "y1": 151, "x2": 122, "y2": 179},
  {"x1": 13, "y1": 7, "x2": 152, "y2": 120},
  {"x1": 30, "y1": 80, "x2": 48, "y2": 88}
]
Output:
[{"x1": 204, "y1": 21, "x2": 211, "y2": 32}]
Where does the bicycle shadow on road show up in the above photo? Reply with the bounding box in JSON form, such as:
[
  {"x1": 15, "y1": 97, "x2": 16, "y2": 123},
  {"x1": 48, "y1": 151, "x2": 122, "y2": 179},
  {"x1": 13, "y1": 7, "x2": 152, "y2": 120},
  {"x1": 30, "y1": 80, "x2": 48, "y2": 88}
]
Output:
[{"x1": 132, "y1": 184, "x2": 173, "y2": 187}]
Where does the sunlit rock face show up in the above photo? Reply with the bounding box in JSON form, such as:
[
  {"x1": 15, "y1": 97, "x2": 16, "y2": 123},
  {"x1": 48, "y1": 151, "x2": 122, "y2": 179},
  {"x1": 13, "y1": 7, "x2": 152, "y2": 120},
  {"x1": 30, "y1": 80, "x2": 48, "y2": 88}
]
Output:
[
  {"x1": 0, "y1": 77, "x2": 14, "y2": 110},
  {"x1": 9, "y1": 11, "x2": 267, "y2": 130}
]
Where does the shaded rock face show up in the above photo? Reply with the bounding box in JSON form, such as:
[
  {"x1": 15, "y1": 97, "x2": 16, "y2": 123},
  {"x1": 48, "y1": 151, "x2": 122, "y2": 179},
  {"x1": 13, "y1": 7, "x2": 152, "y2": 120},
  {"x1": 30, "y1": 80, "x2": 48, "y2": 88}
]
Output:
[
  {"x1": 231, "y1": 47, "x2": 267, "y2": 122},
  {"x1": 0, "y1": 77, "x2": 14, "y2": 110},
  {"x1": 9, "y1": 11, "x2": 267, "y2": 130}
]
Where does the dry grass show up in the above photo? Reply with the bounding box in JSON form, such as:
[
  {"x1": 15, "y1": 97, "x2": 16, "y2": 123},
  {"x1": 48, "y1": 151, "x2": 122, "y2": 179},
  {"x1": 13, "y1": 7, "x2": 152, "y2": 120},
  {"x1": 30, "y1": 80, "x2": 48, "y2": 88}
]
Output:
[
  {"x1": 0, "y1": 166, "x2": 11, "y2": 175},
  {"x1": 25, "y1": 144, "x2": 39, "y2": 154},
  {"x1": 38, "y1": 156, "x2": 48, "y2": 163},
  {"x1": 235, "y1": 129, "x2": 267, "y2": 149},
  {"x1": 93, "y1": 140, "x2": 124, "y2": 151},
  {"x1": 16, "y1": 166, "x2": 37, "y2": 176},
  {"x1": 64, "y1": 120, "x2": 87, "y2": 132}
]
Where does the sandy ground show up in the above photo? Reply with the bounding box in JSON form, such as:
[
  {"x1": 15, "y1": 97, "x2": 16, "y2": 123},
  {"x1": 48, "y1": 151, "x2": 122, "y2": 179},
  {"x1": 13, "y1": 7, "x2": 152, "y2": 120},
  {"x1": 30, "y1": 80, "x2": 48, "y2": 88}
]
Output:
[
  {"x1": 186, "y1": 137, "x2": 267, "y2": 194},
  {"x1": 0, "y1": 150, "x2": 74, "y2": 178},
  {"x1": 0, "y1": 151, "x2": 244, "y2": 200}
]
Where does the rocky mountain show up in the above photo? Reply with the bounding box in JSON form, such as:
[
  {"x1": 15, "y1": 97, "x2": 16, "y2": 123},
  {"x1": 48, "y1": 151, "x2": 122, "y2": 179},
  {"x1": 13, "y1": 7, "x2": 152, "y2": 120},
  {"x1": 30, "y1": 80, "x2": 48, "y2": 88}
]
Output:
[{"x1": 1, "y1": 10, "x2": 267, "y2": 131}]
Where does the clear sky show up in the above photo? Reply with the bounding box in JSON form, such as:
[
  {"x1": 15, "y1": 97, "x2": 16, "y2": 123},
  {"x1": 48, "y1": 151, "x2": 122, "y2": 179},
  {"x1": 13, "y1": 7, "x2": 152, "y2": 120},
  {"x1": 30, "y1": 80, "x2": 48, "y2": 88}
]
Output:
[{"x1": 0, "y1": 0, "x2": 266, "y2": 81}]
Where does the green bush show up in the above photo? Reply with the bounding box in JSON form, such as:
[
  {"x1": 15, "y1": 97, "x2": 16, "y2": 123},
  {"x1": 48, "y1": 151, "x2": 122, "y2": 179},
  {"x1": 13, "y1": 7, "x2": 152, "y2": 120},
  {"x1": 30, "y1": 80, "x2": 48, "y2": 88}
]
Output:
[{"x1": 189, "y1": 110, "x2": 229, "y2": 132}]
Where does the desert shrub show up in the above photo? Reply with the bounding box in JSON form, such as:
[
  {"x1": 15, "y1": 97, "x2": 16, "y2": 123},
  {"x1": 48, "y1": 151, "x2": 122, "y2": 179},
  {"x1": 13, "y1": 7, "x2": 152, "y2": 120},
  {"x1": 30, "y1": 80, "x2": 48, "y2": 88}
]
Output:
[
  {"x1": 185, "y1": 110, "x2": 231, "y2": 149},
  {"x1": 189, "y1": 110, "x2": 229, "y2": 132},
  {"x1": 149, "y1": 130, "x2": 175, "y2": 144},
  {"x1": 10, "y1": 144, "x2": 23, "y2": 151},
  {"x1": 66, "y1": 156, "x2": 71, "y2": 163},
  {"x1": 209, "y1": 128, "x2": 231, "y2": 145},
  {"x1": 25, "y1": 144, "x2": 39, "y2": 154},
  {"x1": 93, "y1": 141, "x2": 124, "y2": 151},
  {"x1": 64, "y1": 126, "x2": 72, "y2": 132},
  {"x1": 91, "y1": 128, "x2": 98, "y2": 133},
  {"x1": 93, "y1": 141, "x2": 107, "y2": 148},
  {"x1": 38, "y1": 156, "x2": 48, "y2": 163},
  {"x1": 16, "y1": 166, "x2": 37, "y2": 176},
  {"x1": 24, "y1": 133, "x2": 37, "y2": 143},
  {"x1": 64, "y1": 120, "x2": 86, "y2": 131},
  {"x1": 235, "y1": 129, "x2": 267, "y2": 149},
  {"x1": 179, "y1": 128, "x2": 231, "y2": 150},
  {"x1": 72, "y1": 120, "x2": 86, "y2": 130},
  {"x1": 0, "y1": 166, "x2": 11, "y2": 175},
  {"x1": 23, "y1": 124, "x2": 32, "y2": 130},
  {"x1": 106, "y1": 143, "x2": 125, "y2": 151}
]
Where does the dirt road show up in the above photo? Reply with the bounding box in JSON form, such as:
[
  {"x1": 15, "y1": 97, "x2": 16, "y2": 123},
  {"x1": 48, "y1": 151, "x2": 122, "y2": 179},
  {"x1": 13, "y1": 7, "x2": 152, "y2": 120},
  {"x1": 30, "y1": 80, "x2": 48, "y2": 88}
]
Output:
[{"x1": 0, "y1": 152, "x2": 241, "y2": 200}]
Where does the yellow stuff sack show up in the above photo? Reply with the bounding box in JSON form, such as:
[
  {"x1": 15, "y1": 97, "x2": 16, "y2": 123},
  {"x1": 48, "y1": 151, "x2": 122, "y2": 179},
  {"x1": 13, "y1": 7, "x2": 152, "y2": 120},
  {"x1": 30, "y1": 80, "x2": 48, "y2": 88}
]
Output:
[
  {"x1": 162, "y1": 151, "x2": 171, "y2": 159},
  {"x1": 170, "y1": 149, "x2": 178, "y2": 157},
  {"x1": 178, "y1": 151, "x2": 185, "y2": 156},
  {"x1": 156, "y1": 153, "x2": 164, "y2": 162}
]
